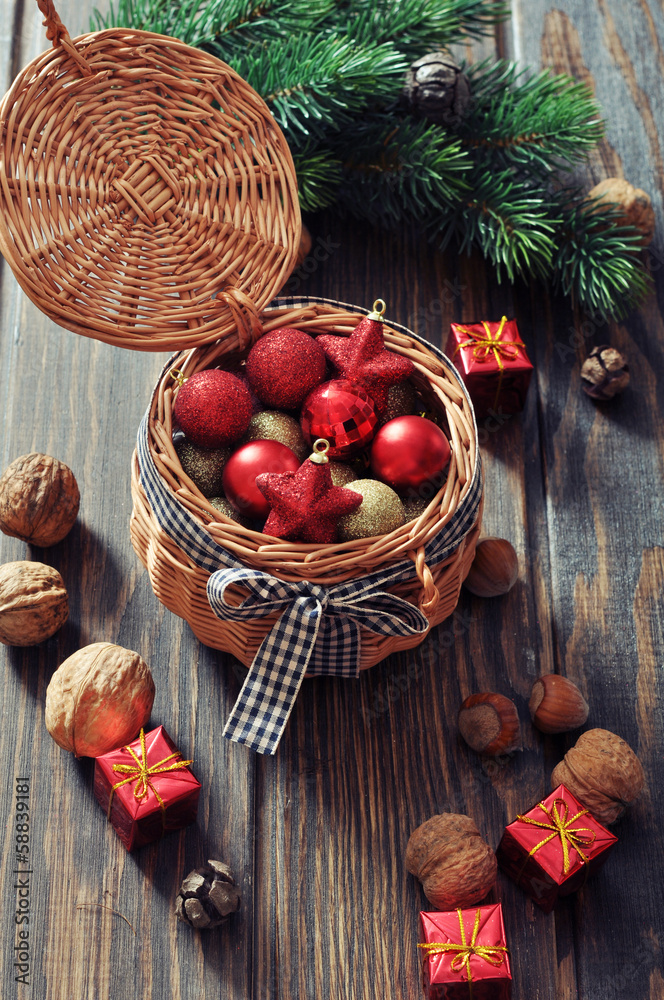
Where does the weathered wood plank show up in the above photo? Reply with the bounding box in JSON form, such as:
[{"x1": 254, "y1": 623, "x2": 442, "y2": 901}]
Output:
[
  {"x1": 0, "y1": 4, "x2": 256, "y2": 998},
  {"x1": 511, "y1": 2, "x2": 664, "y2": 997}
]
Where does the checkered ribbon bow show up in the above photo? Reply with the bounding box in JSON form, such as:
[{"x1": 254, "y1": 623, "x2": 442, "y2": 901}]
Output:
[{"x1": 137, "y1": 310, "x2": 482, "y2": 755}]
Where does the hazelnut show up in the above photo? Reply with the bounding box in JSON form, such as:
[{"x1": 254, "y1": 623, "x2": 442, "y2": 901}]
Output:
[
  {"x1": 0, "y1": 453, "x2": 80, "y2": 546},
  {"x1": 294, "y1": 224, "x2": 313, "y2": 268},
  {"x1": 45, "y1": 642, "x2": 155, "y2": 757},
  {"x1": 0, "y1": 561, "x2": 68, "y2": 645},
  {"x1": 464, "y1": 537, "x2": 518, "y2": 597},
  {"x1": 406, "y1": 813, "x2": 496, "y2": 909},
  {"x1": 529, "y1": 674, "x2": 589, "y2": 734},
  {"x1": 458, "y1": 692, "x2": 522, "y2": 755},
  {"x1": 551, "y1": 728, "x2": 645, "y2": 825},
  {"x1": 588, "y1": 177, "x2": 655, "y2": 245}
]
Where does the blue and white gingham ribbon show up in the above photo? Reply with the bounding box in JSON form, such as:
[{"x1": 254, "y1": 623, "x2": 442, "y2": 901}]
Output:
[{"x1": 137, "y1": 303, "x2": 482, "y2": 754}]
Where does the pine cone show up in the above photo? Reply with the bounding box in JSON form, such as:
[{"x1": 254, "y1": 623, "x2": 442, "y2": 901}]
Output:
[
  {"x1": 175, "y1": 860, "x2": 241, "y2": 929},
  {"x1": 580, "y1": 345, "x2": 630, "y2": 400},
  {"x1": 403, "y1": 51, "x2": 472, "y2": 126}
]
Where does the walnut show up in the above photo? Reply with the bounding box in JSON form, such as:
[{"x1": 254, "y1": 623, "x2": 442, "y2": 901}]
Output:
[
  {"x1": 551, "y1": 728, "x2": 645, "y2": 825},
  {"x1": 588, "y1": 178, "x2": 655, "y2": 245},
  {"x1": 45, "y1": 642, "x2": 155, "y2": 757},
  {"x1": 405, "y1": 813, "x2": 497, "y2": 909},
  {"x1": 0, "y1": 561, "x2": 68, "y2": 645},
  {"x1": 0, "y1": 453, "x2": 80, "y2": 546}
]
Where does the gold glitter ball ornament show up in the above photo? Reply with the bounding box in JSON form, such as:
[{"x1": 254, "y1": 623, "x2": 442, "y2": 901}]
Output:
[
  {"x1": 380, "y1": 381, "x2": 419, "y2": 424},
  {"x1": 175, "y1": 440, "x2": 231, "y2": 498},
  {"x1": 402, "y1": 495, "x2": 432, "y2": 522},
  {"x1": 328, "y1": 462, "x2": 358, "y2": 487},
  {"x1": 337, "y1": 479, "x2": 405, "y2": 541},
  {"x1": 242, "y1": 411, "x2": 308, "y2": 461},
  {"x1": 209, "y1": 497, "x2": 252, "y2": 527}
]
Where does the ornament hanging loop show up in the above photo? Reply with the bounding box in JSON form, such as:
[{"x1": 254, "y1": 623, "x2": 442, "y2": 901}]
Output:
[
  {"x1": 368, "y1": 299, "x2": 387, "y2": 321},
  {"x1": 310, "y1": 439, "x2": 330, "y2": 464},
  {"x1": 170, "y1": 368, "x2": 187, "y2": 387}
]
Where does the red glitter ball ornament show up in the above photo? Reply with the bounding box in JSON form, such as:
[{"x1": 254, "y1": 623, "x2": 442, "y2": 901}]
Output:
[
  {"x1": 173, "y1": 369, "x2": 253, "y2": 449},
  {"x1": 257, "y1": 442, "x2": 363, "y2": 543},
  {"x1": 245, "y1": 328, "x2": 327, "y2": 409},
  {"x1": 316, "y1": 300, "x2": 415, "y2": 413},
  {"x1": 300, "y1": 379, "x2": 377, "y2": 459},
  {"x1": 370, "y1": 415, "x2": 451, "y2": 495},
  {"x1": 222, "y1": 440, "x2": 301, "y2": 519}
]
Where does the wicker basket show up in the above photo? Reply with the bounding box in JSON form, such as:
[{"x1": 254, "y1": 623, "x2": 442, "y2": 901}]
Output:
[
  {"x1": 130, "y1": 297, "x2": 482, "y2": 673},
  {"x1": 0, "y1": 5, "x2": 483, "y2": 753},
  {"x1": 0, "y1": 1, "x2": 300, "y2": 351}
]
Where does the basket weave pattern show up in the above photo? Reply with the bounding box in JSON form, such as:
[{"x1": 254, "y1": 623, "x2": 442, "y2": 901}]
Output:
[
  {"x1": 130, "y1": 299, "x2": 482, "y2": 671},
  {"x1": 0, "y1": 5, "x2": 300, "y2": 350}
]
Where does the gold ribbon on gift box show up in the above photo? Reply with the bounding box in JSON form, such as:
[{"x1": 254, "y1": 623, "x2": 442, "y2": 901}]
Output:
[
  {"x1": 453, "y1": 316, "x2": 526, "y2": 411},
  {"x1": 418, "y1": 907, "x2": 507, "y2": 994},
  {"x1": 107, "y1": 728, "x2": 193, "y2": 820},
  {"x1": 516, "y1": 797, "x2": 596, "y2": 874}
]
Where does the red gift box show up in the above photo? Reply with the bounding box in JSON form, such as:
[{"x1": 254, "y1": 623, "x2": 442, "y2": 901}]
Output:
[
  {"x1": 496, "y1": 784, "x2": 617, "y2": 913},
  {"x1": 446, "y1": 317, "x2": 533, "y2": 421},
  {"x1": 94, "y1": 726, "x2": 201, "y2": 851},
  {"x1": 418, "y1": 904, "x2": 512, "y2": 999}
]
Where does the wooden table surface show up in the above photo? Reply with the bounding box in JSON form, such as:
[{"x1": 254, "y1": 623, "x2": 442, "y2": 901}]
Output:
[{"x1": 1, "y1": 2, "x2": 662, "y2": 998}]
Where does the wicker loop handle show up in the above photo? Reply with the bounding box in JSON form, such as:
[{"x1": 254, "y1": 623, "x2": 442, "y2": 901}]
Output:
[
  {"x1": 412, "y1": 546, "x2": 440, "y2": 617},
  {"x1": 37, "y1": 0, "x2": 92, "y2": 75},
  {"x1": 216, "y1": 287, "x2": 264, "y2": 350}
]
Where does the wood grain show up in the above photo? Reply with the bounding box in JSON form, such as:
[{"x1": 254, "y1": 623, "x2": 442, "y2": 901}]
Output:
[{"x1": 0, "y1": 2, "x2": 663, "y2": 999}]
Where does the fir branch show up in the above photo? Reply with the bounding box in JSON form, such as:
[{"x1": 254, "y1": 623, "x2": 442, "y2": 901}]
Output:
[
  {"x1": 460, "y1": 60, "x2": 604, "y2": 174},
  {"x1": 231, "y1": 35, "x2": 406, "y2": 139},
  {"x1": 553, "y1": 198, "x2": 652, "y2": 319},
  {"x1": 93, "y1": 0, "x2": 334, "y2": 51},
  {"x1": 435, "y1": 169, "x2": 558, "y2": 282},
  {"x1": 292, "y1": 149, "x2": 343, "y2": 211},
  {"x1": 334, "y1": 115, "x2": 471, "y2": 225},
  {"x1": 340, "y1": 0, "x2": 509, "y2": 58},
  {"x1": 91, "y1": 0, "x2": 649, "y2": 319}
]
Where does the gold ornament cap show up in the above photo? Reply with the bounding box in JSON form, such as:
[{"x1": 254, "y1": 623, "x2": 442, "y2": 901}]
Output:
[
  {"x1": 310, "y1": 439, "x2": 330, "y2": 464},
  {"x1": 367, "y1": 299, "x2": 387, "y2": 322}
]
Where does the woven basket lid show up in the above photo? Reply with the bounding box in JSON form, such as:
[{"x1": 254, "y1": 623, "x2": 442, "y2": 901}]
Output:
[{"x1": 0, "y1": 1, "x2": 301, "y2": 351}]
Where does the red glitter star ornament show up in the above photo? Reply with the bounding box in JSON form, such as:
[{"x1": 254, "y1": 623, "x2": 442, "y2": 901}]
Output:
[
  {"x1": 256, "y1": 440, "x2": 363, "y2": 543},
  {"x1": 316, "y1": 299, "x2": 415, "y2": 413}
]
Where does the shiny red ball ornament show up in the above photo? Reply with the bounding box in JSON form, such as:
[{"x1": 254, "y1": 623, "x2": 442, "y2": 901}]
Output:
[
  {"x1": 222, "y1": 440, "x2": 300, "y2": 519},
  {"x1": 173, "y1": 369, "x2": 253, "y2": 448},
  {"x1": 300, "y1": 379, "x2": 378, "y2": 459},
  {"x1": 257, "y1": 443, "x2": 363, "y2": 543},
  {"x1": 370, "y1": 415, "x2": 451, "y2": 495},
  {"x1": 245, "y1": 328, "x2": 327, "y2": 409}
]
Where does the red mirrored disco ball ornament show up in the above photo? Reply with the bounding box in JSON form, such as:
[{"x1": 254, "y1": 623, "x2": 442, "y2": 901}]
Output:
[
  {"x1": 173, "y1": 369, "x2": 253, "y2": 448},
  {"x1": 222, "y1": 440, "x2": 301, "y2": 519},
  {"x1": 300, "y1": 379, "x2": 378, "y2": 459},
  {"x1": 370, "y1": 415, "x2": 451, "y2": 495}
]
